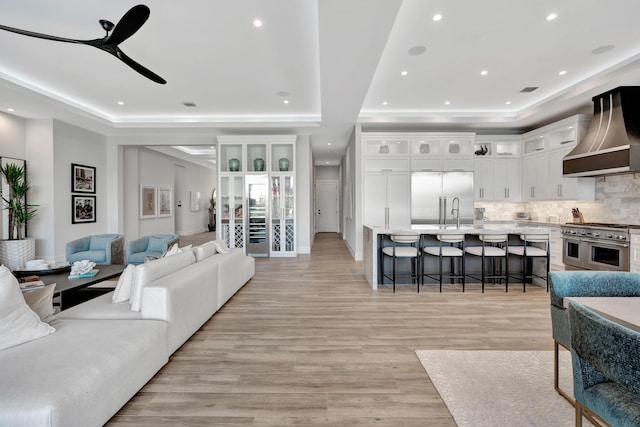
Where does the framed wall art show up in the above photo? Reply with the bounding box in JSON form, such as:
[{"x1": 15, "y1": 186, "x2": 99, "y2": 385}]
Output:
[
  {"x1": 190, "y1": 191, "x2": 201, "y2": 211},
  {"x1": 71, "y1": 163, "x2": 96, "y2": 194},
  {"x1": 158, "y1": 187, "x2": 173, "y2": 217},
  {"x1": 140, "y1": 185, "x2": 157, "y2": 219},
  {"x1": 72, "y1": 195, "x2": 96, "y2": 223}
]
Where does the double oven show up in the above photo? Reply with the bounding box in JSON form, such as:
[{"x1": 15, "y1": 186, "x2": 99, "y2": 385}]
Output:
[{"x1": 561, "y1": 223, "x2": 632, "y2": 271}]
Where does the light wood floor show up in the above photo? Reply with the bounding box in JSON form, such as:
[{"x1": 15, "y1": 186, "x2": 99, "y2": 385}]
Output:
[{"x1": 108, "y1": 232, "x2": 553, "y2": 426}]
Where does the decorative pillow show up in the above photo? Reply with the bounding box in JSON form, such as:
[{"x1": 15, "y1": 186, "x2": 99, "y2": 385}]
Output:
[
  {"x1": 89, "y1": 235, "x2": 114, "y2": 251},
  {"x1": 112, "y1": 264, "x2": 136, "y2": 303},
  {"x1": 23, "y1": 284, "x2": 56, "y2": 324},
  {"x1": 195, "y1": 241, "x2": 217, "y2": 262},
  {"x1": 0, "y1": 266, "x2": 55, "y2": 350},
  {"x1": 147, "y1": 236, "x2": 167, "y2": 252},
  {"x1": 164, "y1": 243, "x2": 180, "y2": 257},
  {"x1": 213, "y1": 239, "x2": 230, "y2": 253}
]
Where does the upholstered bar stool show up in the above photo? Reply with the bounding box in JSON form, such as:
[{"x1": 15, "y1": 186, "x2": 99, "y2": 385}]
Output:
[
  {"x1": 382, "y1": 232, "x2": 421, "y2": 293},
  {"x1": 507, "y1": 233, "x2": 550, "y2": 292},
  {"x1": 464, "y1": 233, "x2": 509, "y2": 292},
  {"x1": 422, "y1": 234, "x2": 465, "y2": 292}
]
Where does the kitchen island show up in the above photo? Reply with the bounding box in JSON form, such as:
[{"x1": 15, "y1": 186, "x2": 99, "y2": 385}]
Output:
[{"x1": 364, "y1": 223, "x2": 551, "y2": 289}]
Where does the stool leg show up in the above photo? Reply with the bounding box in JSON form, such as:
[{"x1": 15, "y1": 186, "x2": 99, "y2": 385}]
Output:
[
  {"x1": 392, "y1": 255, "x2": 396, "y2": 294},
  {"x1": 522, "y1": 255, "x2": 527, "y2": 293},
  {"x1": 461, "y1": 254, "x2": 466, "y2": 292},
  {"x1": 505, "y1": 253, "x2": 509, "y2": 292},
  {"x1": 481, "y1": 253, "x2": 485, "y2": 293},
  {"x1": 439, "y1": 253, "x2": 443, "y2": 292}
]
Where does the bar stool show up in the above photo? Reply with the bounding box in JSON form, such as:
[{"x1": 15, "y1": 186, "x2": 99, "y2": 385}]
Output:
[
  {"x1": 464, "y1": 233, "x2": 509, "y2": 292},
  {"x1": 507, "y1": 233, "x2": 550, "y2": 292},
  {"x1": 422, "y1": 234, "x2": 465, "y2": 292},
  {"x1": 381, "y1": 232, "x2": 421, "y2": 293}
]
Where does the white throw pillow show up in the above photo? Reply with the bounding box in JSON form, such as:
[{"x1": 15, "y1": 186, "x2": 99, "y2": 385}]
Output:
[
  {"x1": 164, "y1": 243, "x2": 180, "y2": 257},
  {"x1": 195, "y1": 241, "x2": 217, "y2": 262},
  {"x1": 23, "y1": 284, "x2": 56, "y2": 324},
  {"x1": 213, "y1": 239, "x2": 230, "y2": 253},
  {"x1": 0, "y1": 265, "x2": 55, "y2": 350},
  {"x1": 112, "y1": 264, "x2": 136, "y2": 303}
]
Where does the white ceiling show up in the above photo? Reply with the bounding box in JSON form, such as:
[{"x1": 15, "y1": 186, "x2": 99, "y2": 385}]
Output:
[{"x1": 2, "y1": 0, "x2": 640, "y2": 166}]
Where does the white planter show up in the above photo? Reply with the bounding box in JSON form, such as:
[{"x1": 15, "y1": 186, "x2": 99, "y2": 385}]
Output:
[{"x1": 0, "y1": 238, "x2": 36, "y2": 271}]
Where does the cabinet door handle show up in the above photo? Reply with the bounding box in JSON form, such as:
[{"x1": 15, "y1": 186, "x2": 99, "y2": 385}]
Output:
[
  {"x1": 505, "y1": 188, "x2": 509, "y2": 199},
  {"x1": 558, "y1": 184, "x2": 563, "y2": 197}
]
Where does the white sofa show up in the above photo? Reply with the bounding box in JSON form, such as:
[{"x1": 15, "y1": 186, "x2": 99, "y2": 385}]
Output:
[{"x1": 0, "y1": 240, "x2": 255, "y2": 427}]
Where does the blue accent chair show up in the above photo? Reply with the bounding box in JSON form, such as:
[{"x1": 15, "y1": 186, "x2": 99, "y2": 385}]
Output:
[
  {"x1": 549, "y1": 271, "x2": 640, "y2": 404},
  {"x1": 66, "y1": 234, "x2": 125, "y2": 265},
  {"x1": 125, "y1": 234, "x2": 179, "y2": 265},
  {"x1": 569, "y1": 301, "x2": 640, "y2": 427}
]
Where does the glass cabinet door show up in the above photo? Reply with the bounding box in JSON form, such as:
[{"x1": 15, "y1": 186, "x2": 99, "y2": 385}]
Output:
[
  {"x1": 270, "y1": 175, "x2": 295, "y2": 255},
  {"x1": 219, "y1": 175, "x2": 245, "y2": 249}
]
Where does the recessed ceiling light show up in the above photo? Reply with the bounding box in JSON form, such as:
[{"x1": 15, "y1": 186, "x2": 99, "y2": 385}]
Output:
[
  {"x1": 326, "y1": 162, "x2": 330, "y2": 165},
  {"x1": 433, "y1": 14, "x2": 442, "y2": 22},
  {"x1": 283, "y1": 100, "x2": 289, "y2": 104},
  {"x1": 408, "y1": 45, "x2": 426, "y2": 56},
  {"x1": 253, "y1": 19, "x2": 262, "y2": 27},
  {"x1": 328, "y1": 142, "x2": 332, "y2": 146},
  {"x1": 401, "y1": 70, "x2": 408, "y2": 76},
  {"x1": 117, "y1": 101, "x2": 124, "y2": 105},
  {"x1": 558, "y1": 70, "x2": 567, "y2": 75},
  {"x1": 480, "y1": 70, "x2": 488, "y2": 76},
  {"x1": 505, "y1": 101, "x2": 512, "y2": 105},
  {"x1": 7, "y1": 108, "x2": 14, "y2": 112},
  {"x1": 444, "y1": 101, "x2": 451, "y2": 105},
  {"x1": 546, "y1": 13, "x2": 557, "y2": 21},
  {"x1": 382, "y1": 101, "x2": 388, "y2": 105},
  {"x1": 592, "y1": 45, "x2": 615, "y2": 55}
]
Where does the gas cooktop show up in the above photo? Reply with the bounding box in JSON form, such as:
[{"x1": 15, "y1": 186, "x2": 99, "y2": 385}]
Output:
[{"x1": 564, "y1": 223, "x2": 639, "y2": 229}]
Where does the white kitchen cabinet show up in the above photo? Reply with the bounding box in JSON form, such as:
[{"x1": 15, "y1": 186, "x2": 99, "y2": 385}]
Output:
[
  {"x1": 549, "y1": 226, "x2": 565, "y2": 271},
  {"x1": 473, "y1": 157, "x2": 495, "y2": 200},
  {"x1": 494, "y1": 157, "x2": 521, "y2": 201},
  {"x1": 363, "y1": 171, "x2": 411, "y2": 226},
  {"x1": 522, "y1": 153, "x2": 549, "y2": 200},
  {"x1": 548, "y1": 147, "x2": 595, "y2": 200}
]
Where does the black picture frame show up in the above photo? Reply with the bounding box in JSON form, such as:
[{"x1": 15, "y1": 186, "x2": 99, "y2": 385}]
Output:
[
  {"x1": 72, "y1": 195, "x2": 96, "y2": 223},
  {"x1": 71, "y1": 163, "x2": 96, "y2": 194}
]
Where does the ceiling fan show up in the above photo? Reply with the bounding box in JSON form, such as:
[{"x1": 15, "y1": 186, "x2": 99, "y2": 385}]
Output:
[{"x1": 0, "y1": 4, "x2": 166, "y2": 84}]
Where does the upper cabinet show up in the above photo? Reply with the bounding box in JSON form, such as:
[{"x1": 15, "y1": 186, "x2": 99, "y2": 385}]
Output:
[
  {"x1": 473, "y1": 136, "x2": 522, "y2": 202},
  {"x1": 521, "y1": 114, "x2": 594, "y2": 201}
]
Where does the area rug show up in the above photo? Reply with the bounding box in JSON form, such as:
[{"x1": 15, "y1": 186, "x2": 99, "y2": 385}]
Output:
[{"x1": 416, "y1": 350, "x2": 592, "y2": 427}]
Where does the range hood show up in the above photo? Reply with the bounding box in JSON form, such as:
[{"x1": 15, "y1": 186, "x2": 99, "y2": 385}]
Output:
[{"x1": 563, "y1": 86, "x2": 640, "y2": 177}]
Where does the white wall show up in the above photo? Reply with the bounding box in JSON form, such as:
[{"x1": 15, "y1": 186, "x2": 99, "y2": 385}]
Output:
[
  {"x1": 296, "y1": 135, "x2": 312, "y2": 254},
  {"x1": 0, "y1": 112, "x2": 25, "y2": 160},
  {"x1": 343, "y1": 125, "x2": 361, "y2": 259}
]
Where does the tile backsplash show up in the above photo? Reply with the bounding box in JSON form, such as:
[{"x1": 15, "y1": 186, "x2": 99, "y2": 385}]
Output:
[{"x1": 476, "y1": 173, "x2": 640, "y2": 225}]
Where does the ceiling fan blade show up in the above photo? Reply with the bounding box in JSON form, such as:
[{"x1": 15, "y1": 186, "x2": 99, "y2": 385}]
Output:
[
  {"x1": 0, "y1": 24, "x2": 82, "y2": 45},
  {"x1": 105, "y1": 4, "x2": 150, "y2": 46},
  {"x1": 115, "y1": 47, "x2": 166, "y2": 84}
]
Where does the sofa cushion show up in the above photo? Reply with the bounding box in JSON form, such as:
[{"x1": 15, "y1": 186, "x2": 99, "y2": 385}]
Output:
[
  {"x1": 213, "y1": 239, "x2": 230, "y2": 253},
  {"x1": 0, "y1": 266, "x2": 55, "y2": 351},
  {"x1": 58, "y1": 292, "x2": 142, "y2": 320},
  {"x1": 89, "y1": 235, "x2": 114, "y2": 251},
  {"x1": 112, "y1": 264, "x2": 135, "y2": 303},
  {"x1": 164, "y1": 242, "x2": 180, "y2": 257},
  {"x1": 23, "y1": 284, "x2": 56, "y2": 324},
  {"x1": 67, "y1": 250, "x2": 107, "y2": 263},
  {"x1": 130, "y1": 249, "x2": 196, "y2": 311},
  {"x1": 195, "y1": 241, "x2": 217, "y2": 262},
  {"x1": 0, "y1": 318, "x2": 167, "y2": 427},
  {"x1": 147, "y1": 235, "x2": 167, "y2": 252}
]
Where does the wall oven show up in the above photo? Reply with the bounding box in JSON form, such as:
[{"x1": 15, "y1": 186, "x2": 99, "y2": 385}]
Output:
[{"x1": 561, "y1": 223, "x2": 631, "y2": 271}]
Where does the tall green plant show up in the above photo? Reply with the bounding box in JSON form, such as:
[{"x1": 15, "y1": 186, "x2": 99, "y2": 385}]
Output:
[{"x1": 0, "y1": 163, "x2": 38, "y2": 240}]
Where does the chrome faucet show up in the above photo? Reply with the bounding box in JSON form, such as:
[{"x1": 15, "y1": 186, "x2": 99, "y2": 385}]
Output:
[{"x1": 451, "y1": 197, "x2": 460, "y2": 229}]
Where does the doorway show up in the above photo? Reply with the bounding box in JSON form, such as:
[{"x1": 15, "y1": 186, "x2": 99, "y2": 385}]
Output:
[{"x1": 315, "y1": 180, "x2": 339, "y2": 233}]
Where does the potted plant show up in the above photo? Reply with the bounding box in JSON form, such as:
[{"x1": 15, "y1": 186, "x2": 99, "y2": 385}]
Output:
[
  {"x1": 0, "y1": 161, "x2": 38, "y2": 270},
  {"x1": 207, "y1": 188, "x2": 216, "y2": 232}
]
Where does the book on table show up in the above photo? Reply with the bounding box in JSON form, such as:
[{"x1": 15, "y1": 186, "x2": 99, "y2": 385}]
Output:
[{"x1": 68, "y1": 269, "x2": 99, "y2": 279}]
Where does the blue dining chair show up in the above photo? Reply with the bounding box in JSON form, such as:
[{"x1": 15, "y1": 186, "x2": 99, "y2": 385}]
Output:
[{"x1": 569, "y1": 301, "x2": 640, "y2": 427}]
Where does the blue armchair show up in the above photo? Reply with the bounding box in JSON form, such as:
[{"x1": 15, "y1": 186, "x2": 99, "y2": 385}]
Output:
[
  {"x1": 125, "y1": 234, "x2": 179, "y2": 265},
  {"x1": 549, "y1": 271, "x2": 640, "y2": 404},
  {"x1": 66, "y1": 234, "x2": 125, "y2": 265},
  {"x1": 568, "y1": 301, "x2": 640, "y2": 427}
]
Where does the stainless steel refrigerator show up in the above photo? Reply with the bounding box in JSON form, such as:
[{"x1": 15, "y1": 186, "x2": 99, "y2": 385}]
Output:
[{"x1": 411, "y1": 171, "x2": 474, "y2": 225}]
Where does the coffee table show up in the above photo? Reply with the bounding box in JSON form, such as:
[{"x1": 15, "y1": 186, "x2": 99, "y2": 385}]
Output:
[{"x1": 39, "y1": 264, "x2": 125, "y2": 310}]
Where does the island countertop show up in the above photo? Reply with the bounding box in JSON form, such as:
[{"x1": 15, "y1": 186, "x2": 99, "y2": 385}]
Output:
[{"x1": 363, "y1": 223, "x2": 551, "y2": 289}]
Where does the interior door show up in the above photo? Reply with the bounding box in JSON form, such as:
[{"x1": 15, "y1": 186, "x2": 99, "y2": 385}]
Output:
[{"x1": 316, "y1": 180, "x2": 339, "y2": 232}]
